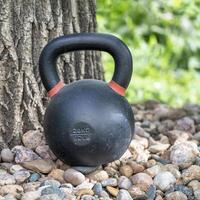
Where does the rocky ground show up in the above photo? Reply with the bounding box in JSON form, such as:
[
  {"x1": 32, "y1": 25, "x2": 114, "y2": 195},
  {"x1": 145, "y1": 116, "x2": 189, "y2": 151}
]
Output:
[{"x1": 1, "y1": 100, "x2": 200, "y2": 200}]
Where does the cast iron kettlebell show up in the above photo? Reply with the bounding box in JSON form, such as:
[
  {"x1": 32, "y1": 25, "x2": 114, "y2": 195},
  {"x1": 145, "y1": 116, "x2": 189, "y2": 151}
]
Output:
[{"x1": 39, "y1": 33, "x2": 134, "y2": 167}]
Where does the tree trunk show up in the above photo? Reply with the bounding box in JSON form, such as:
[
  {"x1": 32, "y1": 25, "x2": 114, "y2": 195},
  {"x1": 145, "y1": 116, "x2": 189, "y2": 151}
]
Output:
[{"x1": 0, "y1": 0, "x2": 103, "y2": 149}]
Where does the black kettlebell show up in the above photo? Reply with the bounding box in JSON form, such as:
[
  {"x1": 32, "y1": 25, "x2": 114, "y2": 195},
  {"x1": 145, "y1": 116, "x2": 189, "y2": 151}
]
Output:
[{"x1": 39, "y1": 33, "x2": 134, "y2": 167}]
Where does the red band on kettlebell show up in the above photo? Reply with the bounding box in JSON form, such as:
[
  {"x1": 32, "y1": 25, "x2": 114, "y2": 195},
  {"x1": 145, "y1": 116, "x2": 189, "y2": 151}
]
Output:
[
  {"x1": 109, "y1": 80, "x2": 125, "y2": 96},
  {"x1": 48, "y1": 81, "x2": 65, "y2": 97}
]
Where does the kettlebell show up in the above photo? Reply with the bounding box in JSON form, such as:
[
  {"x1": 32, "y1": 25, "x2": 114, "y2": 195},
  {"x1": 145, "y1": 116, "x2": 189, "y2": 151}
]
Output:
[{"x1": 39, "y1": 33, "x2": 134, "y2": 167}]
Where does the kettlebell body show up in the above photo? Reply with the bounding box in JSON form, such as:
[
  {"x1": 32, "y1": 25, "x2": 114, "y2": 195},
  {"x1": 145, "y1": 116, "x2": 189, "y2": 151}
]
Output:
[{"x1": 39, "y1": 33, "x2": 135, "y2": 167}]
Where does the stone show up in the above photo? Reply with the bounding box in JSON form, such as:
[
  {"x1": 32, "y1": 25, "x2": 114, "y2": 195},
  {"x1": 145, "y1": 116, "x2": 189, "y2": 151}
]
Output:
[
  {"x1": 21, "y1": 159, "x2": 54, "y2": 174},
  {"x1": 170, "y1": 142, "x2": 199, "y2": 169},
  {"x1": 145, "y1": 165, "x2": 162, "y2": 178},
  {"x1": 22, "y1": 130, "x2": 43, "y2": 149},
  {"x1": 193, "y1": 132, "x2": 200, "y2": 141},
  {"x1": 149, "y1": 144, "x2": 170, "y2": 153},
  {"x1": 35, "y1": 145, "x2": 52, "y2": 160},
  {"x1": 81, "y1": 195, "x2": 96, "y2": 200},
  {"x1": 38, "y1": 194, "x2": 62, "y2": 200},
  {"x1": 2, "y1": 194, "x2": 17, "y2": 200},
  {"x1": 28, "y1": 173, "x2": 41, "y2": 182},
  {"x1": 175, "y1": 117, "x2": 195, "y2": 134},
  {"x1": 154, "y1": 172, "x2": 176, "y2": 192},
  {"x1": 0, "y1": 184, "x2": 23, "y2": 198},
  {"x1": 13, "y1": 170, "x2": 30, "y2": 184},
  {"x1": 128, "y1": 185, "x2": 145, "y2": 197},
  {"x1": 101, "y1": 178, "x2": 118, "y2": 187},
  {"x1": 127, "y1": 161, "x2": 145, "y2": 174},
  {"x1": 165, "y1": 191, "x2": 187, "y2": 200},
  {"x1": 106, "y1": 186, "x2": 119, "y2": 197},
  {"x1": 0, "y1": 173, "x2": 16, "y2": 186},
  {"x1": 194, "y1": 190, "x2": 200, "y2": 200},
  {"x1": 119, "y1": 164, "x2": 133, "y2": 177},
  {"x1": 23, "y1": 181, "x2": 41, "y2": 192},
  {"x1": 48, "y1": 169, "x2": 65, "y2": 183},
  {"x1": 182, "y1": 165, "x2": 200, "y2": 184},
  {"x1": 146, "y1": 184, "x2": 156, "y2": 200},
  {"x1": 131, "y1": 173, "x2": 153, "y2": 192},
  {"x1": 76, "y1": 188, "x2": 94, "y2": 198},
  {"x1": 41, "y1": 180, "x2": 61, "y2": 188},
  {"x1": 40, "y1": 185, "x2": 65, "y2": 199},
  {"x1": 1, "y1": 148, "x2": 14, "y2": 162},
  {"x1": 21, "y1": 191, "x2": 41, "y2": 200},
  {"x1": 12, "y1": 145, "x2": 40, "y2": 163},
  {"x1": 118, "y1": 176, "x2": 132, "y2": 189},
  {"x1": 75, "y1": 182, "x2": 94, "y2": 190},
  {"x1": 116, "y1": 189, "x2": 132, "y2": 200},
  {"x1": 188, "y1": 180, "x2": 200, "y2": 190},
  {"x1": 99, "y1": 191, "x2": 110, "y2": 198},
  {"x1": 87, "y1": 170, "x2": 108, "y2": 182},
  {"x1": 174, "y1": 185, "x2": 193, "y2": 199},
  {"x1": 64, "y1": 168, "x2": 85, "y2": 186},
  {"x1": 10, "y1": 164, "x2": 24, "y2": 174},
  {"x1": 92, "y1": 183, "x2": 103, "y2": 196}
]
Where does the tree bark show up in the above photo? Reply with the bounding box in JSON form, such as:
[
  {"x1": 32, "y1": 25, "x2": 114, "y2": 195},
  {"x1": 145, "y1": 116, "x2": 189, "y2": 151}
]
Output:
[{"x1": 0, "y1": 0, "x2": 103, "y2": 149}]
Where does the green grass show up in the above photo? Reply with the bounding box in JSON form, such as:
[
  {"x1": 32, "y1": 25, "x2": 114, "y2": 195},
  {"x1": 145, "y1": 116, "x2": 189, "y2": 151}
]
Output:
[{"x1": 97, "y1": 0, "x2": 200, "y2": 106}]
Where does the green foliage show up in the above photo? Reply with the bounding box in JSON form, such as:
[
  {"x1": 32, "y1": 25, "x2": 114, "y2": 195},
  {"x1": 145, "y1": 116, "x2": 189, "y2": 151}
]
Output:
[{"x1": 97, "y1": 0, "x2": 200, "y2": 106}]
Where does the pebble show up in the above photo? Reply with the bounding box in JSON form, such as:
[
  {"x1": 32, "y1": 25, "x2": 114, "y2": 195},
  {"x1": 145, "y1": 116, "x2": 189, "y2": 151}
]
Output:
[
  {"x1": 106, "y1": 186, "x2": 119, "y2": 197},
  {"x1": 48, "y1": 169, "x2": 65, "y2": 183},
  {"x1": 149, "y1": 144, "x2": 170, "y2": 153},
  {"x1": 128, "y1": 185, "x2": 145, "y2": 197},
  {"x1": 38, "y1": 194, "x2": 62, "y2": 200},
  {"x1": 64, "y1": 168, "x2": 85, "y2": 186},
  {"x1": 35, "y1": 145, "x2": 52, "y2": 160},
  {"x1": 127, "y1": 161, "x2": 145, "y2": 174},
  {"x1": 192, "y1": 132, "x2": 200, "y2": 141},
  {"x1": 165, "y1": 191, "x2": 188, "y2": 200},
  {"x1": 14, "y1": 170, "x2": 30, "y2": 184},
  {"x1": 101, "y1": 178, "x2": 118, "y2": 187},
  {"x1": 81, "y1": 195, "x2": 96, "y2": 200},
  {"x1": 99, "y1": 190, "x2": 110, "y2": 198},
  {"x1": 174, "y1": 185, "x2": 193, "y2": 198},
  {"x1": 194, "y1": 190, "x2": 200, "y2": 200},
  {"x1": 10, "y1": 164, "x2": 24, "y2": 174},
  {"x1": 22, "y1": 130, "x2": 43, "y2": 150},
  {"x1": 21, "y1": 191, "x2": 41, "y2": 200},
  {"x1": 12, "y1": 145, "x2": 40, "y2": 163},
  {"x1": 170, "y1": 142, "x2": 199, "y2": 169},
  {"x1": 131, "y1": 173, "x2": 153, "y2": 192},
  {"x1": 92, "y1": 183, "x2": 103, "y2": 196},
  {"x1": 182, "y1": 165, "x2": 200, "y2": 184},
  {"x1": 116, "y1": 189, "x2": 132, "y2": 200},
  {"x1": 188, "y1": 180, "x2": 200, "y2": 190},
  {"x1": 28, "y1": 173, "x2": 41, "y2": 182},
  {"x1": 40, "y1": 185, "x2": 65, "y2": 199},
  {"x1": 175, "y1": 117, "x2": 195, "y2": 134},
  {"x1": 2, "y1": 194, "x2": 17, "y2": 200},
  {"x1": 154, "y1": 172, "x2": 176, "y2": 191},
  {"x1": 76, "y1": 188, "x2": 94, "y2": 197},
  {"x1": 87, "y1": 170, "x2": 108, "y2": 182},
  {"x1": 41, "y1": 180, "x2": 61, "y2": 188},
  {"x1": 0, "y1": 173, "x2": 16, "y2": 185},
  {"x1": 118, "y1": 176, "x2": 132, "y2": 189},
  {"x1": 0, "y1": 184, "x2": 23, "y2": 198},
  {"x1": 21, "y1": 159, "x2": 54, "y2": 174},
  {"x1": 145, "y1": 184, "x2": 156, "y2": 200},
  {"x1": 1, "y1": 148, "x2": 14, "y2": 162},
  {"x1": 119, "y1": 164, "x2": 133, "y2": 177}
]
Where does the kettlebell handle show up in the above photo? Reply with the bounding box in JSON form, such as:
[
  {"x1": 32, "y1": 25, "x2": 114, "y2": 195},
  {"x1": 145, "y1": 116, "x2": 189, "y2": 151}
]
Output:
[{"x1": 39, "y1": 33, "x2": 132, "y2": 97}]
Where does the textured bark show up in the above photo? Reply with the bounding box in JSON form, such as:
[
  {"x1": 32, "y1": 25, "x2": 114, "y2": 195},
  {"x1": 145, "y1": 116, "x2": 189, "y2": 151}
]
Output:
[{"x1": 0, "y1": 0, "x2": 103, "y2": 149}]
